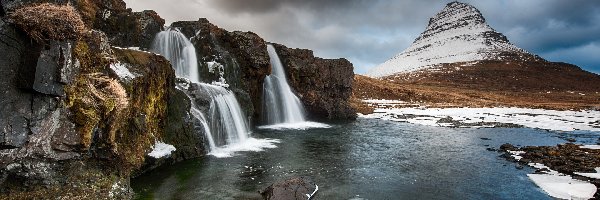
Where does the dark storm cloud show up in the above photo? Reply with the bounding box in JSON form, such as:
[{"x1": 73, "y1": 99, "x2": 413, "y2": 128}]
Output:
[
  {"x1": 207, "y1": 0, "x2": 369, "y2": 14},
  {"x1": 124, "y1": 0, "x2": 600, "y2": 74}
]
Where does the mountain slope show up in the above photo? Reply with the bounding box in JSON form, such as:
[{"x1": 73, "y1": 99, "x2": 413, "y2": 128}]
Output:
[
  {"x1": 354, "y1": 1, "x2": 600, "y2": 111},
  {"x1": 367, "y1": 1, "x2": 541, "y2": 77}
]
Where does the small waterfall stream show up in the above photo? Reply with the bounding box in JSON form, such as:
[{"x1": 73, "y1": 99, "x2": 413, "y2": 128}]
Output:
[
  {"x1": 152, "y1": 28, "x2": 256, "y2": 155},
  {"x1": 259, "y1": 45, "x2": 331, "y2": 130},
  {"x1": 262, "y1": 44, "x2": 307, "y2": 124},
  {"x1": 152, "y1": 28, "x2": 200, "y2": 83}
]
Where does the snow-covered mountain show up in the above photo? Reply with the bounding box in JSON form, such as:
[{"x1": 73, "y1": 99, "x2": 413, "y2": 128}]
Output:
[{"x1": 367, "y1": 1, "x2": 541, "y2": 78}]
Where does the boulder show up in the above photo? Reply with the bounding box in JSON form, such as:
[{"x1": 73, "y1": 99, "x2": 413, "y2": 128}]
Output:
[{"x1": 261, "y1": 177, "x2": 319, "y2": 200}]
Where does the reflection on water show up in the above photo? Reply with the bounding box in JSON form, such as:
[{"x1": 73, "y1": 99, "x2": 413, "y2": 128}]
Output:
[{"x1": 133, "y1": 118, "x2": 588, "y2": 200}]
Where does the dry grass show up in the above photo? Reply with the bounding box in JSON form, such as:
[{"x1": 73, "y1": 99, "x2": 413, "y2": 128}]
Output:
[
  {"x1": 86, "y1": 73, "x2": 129, "y2": 144},
  {"x1": 66, "y1": 73, "x2": 129, "y2": 148},
  {"x1": 9, "y1": 3, "x2": 87, "y2": 42},
  {"x1": 353, "y1": 74, "x2": 600, "y2": 111}
]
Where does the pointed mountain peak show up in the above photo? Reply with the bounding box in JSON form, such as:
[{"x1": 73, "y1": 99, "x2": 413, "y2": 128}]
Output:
[
  {"x1": 418, "y1": 2, "x2": 487, "y2": 40},
  {"x1": 367, "y1": 2, "x2": 541, "y2": 78}
]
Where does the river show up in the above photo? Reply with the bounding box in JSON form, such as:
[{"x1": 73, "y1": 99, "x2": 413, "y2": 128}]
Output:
[{"x1": 132, "y1": 117, "x2": 600, "y2": 199}]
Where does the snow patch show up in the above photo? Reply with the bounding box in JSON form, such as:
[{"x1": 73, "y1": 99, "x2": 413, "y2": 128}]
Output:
[
  {"x1": 361, "y1": 99, "x2": 417, "y2": 109},
  {"x1": 507, "y1": 150, "x2": 525, "y2": 161},
  {"x1": 360, "y1": 107, "x2": 600, "y2": 132},
  {"x1": 148, "y1": 141, "x2": 176, "y2": 158},
  {"x1": 528, "y1": 173, "x2": 596, "y2": 199},
  {"x1": 524, "y1": 163, "x2": 597, "y2": 199},
  {"x1": 112, "y1": 46, "x2": 155, "y2": 54},
  {"x1": 206, "y1": 61, "x2": 223, "y2": 73},
  {"x1": 574, "y1": 168, "x2": 600, "y2": 179},
  {"x1": 110, "y1": 62, "x2": 137, "y2": 80},
  {"x1": 362, "y1": 99, "x2": 408, "y2": 104},
  {"x1": 206, "y1": 61, "x2": 229, "y2": 87},
  {"x1": 580, "y1": 145, "x2": 600, "y2": 150}
]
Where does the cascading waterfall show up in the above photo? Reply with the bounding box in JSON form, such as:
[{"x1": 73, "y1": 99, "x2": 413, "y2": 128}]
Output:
[
  {"x1": 151, "y1": 28, "x2": 200, "y2": 83},
  {"x1": 152, "y1": 28, "x2": 253, "y2": 154},
  {"x1": 200, "y1": 83, "x2": 249, "y2": 146},
  {"x1": 262, "y1": 44, "x2": 307, "y2": 124}
]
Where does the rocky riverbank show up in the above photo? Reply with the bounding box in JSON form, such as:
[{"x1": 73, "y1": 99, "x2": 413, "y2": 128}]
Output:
[{"x1": 500, "y1": 143, "x2": 600, "y2": 199}]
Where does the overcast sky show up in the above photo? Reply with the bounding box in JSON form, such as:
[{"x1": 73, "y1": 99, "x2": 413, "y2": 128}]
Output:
[{"x1": 123, "y1": 0, "x2": 600, "y2": 74}]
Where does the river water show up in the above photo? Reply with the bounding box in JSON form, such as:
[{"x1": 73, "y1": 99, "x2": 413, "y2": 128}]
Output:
[{"x1": 132, "y1": 117, "x2": 599, "y2": 200}]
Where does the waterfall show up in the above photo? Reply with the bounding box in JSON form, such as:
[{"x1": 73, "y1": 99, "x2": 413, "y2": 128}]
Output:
[
  {"x1": 199, "y1": 83, "x2": 250, "y2": 147},
  {"x1": 152, "y1": 28, "x2": 259, "y2": 156},
  {"x1": 151, "y1": 28, "x2": 200, "y2": 83},
  {"x1": 262, "y1": 44, "x2": 307, "y2": 124}
]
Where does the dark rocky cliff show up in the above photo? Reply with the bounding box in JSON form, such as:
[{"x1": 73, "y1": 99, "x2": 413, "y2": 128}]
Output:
[
  {"x1": 0, "y1": 1, "x2": 203, "y2": 198},
  {"x1": 169, "y1": 19, "x2": 356, "y2": 121},
  {"x1": 271, "y1": 43, "x2": 356, "y2": 120}
]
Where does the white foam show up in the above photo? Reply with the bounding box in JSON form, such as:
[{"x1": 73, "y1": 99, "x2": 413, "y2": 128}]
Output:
[
  {"x1": 257, "y1": 122, "x2": 332, "y2": 130},
  {"x1": 148, "y1": 141, "x2": 176, "y2": 159},
  {"x1": 360, "y1": 107, "x2": 600, "y2": 132},
  {"x1": 208, "y1": 138, "x2": 280, "y2": 158}
]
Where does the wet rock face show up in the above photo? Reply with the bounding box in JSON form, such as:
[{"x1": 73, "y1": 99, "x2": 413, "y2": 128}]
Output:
[
  {"x1": 0, "y1": 19, "x2": 89, "y2": 196},
  {"x1": 0, "y1": 21, "x2": 79, "y2": 152},
  {"x1": 133, "y1": 10, "x2": 165, "y2": 48},
  {"x1": 0, "y1": 21, "x2": 31, "y2": 149},
  {"x1": 171, "y1": 18, "x2": 270, "y2": 120},
  {"x1": 271, "y1": 43, "x2": 356, "y2": 120},
  {"x1": 74, "y1": 0, "x2": 164, "y2": 49},
  {"x1": 31, "y1": 41, "x2": 80, "y2": 96},
  {"x1": 261, "y1": 177, "x2": 318, "y2": 200}
]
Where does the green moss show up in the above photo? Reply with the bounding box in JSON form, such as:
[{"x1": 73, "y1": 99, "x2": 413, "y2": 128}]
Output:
[
  {"x1": 109, "y1": 48, "x2": 174, "y2": 174},
  {"x1": 73, "y1": 41, "x2": 94, "y2": 73},
  {"x1": 65, "y1": 76, "x2": 100, "y2": 148}
]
